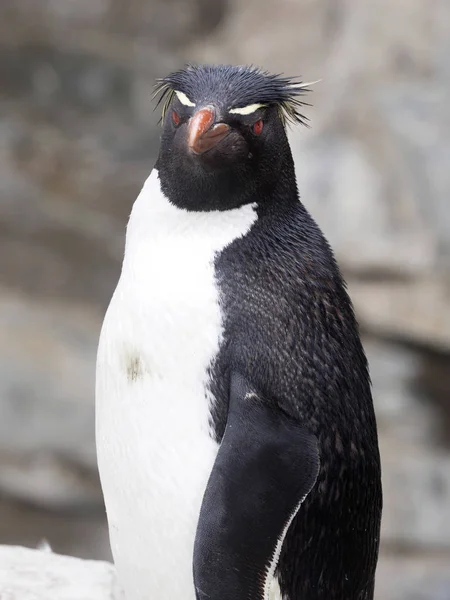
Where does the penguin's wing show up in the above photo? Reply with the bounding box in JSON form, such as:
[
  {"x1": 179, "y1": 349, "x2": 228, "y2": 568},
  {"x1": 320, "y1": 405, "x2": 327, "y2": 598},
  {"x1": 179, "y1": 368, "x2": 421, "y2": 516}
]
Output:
[{"x1": 193, "y1": 371, "x2": 320, "y2": 600}]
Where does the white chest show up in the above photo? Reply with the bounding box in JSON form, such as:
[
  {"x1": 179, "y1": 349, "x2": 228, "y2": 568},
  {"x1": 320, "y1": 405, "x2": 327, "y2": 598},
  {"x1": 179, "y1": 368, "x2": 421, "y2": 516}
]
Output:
[{"x1": 95, "y1": 170, "x2": 256, "y2": 600}]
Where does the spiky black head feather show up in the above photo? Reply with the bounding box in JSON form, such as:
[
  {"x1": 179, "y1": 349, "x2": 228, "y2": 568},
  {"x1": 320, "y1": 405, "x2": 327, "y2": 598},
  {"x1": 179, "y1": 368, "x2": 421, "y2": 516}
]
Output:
[
  {"x1": 154, "y1": 64, "x2": 312, "y2": 127},
  {"x1": 153, "y1": 64, "x2": 315, "y2": 212}
]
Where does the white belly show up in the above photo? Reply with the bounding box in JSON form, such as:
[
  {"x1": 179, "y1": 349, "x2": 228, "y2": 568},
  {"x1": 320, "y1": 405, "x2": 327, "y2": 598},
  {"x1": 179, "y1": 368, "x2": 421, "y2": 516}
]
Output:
[{"x1": 95, "y1": 170, "x2": 257, "y2": 600}]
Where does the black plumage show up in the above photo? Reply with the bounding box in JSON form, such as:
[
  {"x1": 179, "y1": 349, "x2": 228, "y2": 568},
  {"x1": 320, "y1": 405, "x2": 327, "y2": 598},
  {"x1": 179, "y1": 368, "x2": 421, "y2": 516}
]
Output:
[
  {"x1": 155, "y1": 63, "x2": 382, "y2": 600},
  {"x1": 209, "y1": 189, "x2": 382, "y2": 599}
]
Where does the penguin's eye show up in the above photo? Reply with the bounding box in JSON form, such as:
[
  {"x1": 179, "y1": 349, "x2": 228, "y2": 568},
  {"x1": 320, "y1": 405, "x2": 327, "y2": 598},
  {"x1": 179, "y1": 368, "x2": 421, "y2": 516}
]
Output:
[
  {"x1": 252, "y1": 119, "x2": 264, "y2": 135},
  {"x1": 172, "y1": 110, "x2": 181, "y2": 127}
]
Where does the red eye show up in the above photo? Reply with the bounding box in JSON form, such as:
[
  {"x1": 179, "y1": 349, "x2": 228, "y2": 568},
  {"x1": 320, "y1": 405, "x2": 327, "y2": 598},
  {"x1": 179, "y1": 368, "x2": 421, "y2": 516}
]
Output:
[
  {"x1": 253, "y1": 119, "x2": 264, "y2": 135},
  {"x1": 172, "y1": 110, "x2": 181, "y2": 126}
]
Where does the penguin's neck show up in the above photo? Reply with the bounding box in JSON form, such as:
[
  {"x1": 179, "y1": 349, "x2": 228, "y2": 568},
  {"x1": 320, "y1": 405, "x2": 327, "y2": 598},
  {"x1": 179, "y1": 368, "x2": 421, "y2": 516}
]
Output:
[
  {"x1": 124, "y1": 168, "x2": 259, "y2": 261},
  {"x1": 257, "y1": 150, "x2": 300, "y2": 213},
  {"x1": 155, "y1": 144, "x2": 299, "y2": 213}
]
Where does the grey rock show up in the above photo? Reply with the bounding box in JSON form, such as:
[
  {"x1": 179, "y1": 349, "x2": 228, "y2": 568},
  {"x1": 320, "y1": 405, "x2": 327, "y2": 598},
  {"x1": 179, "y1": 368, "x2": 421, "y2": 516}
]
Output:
[
  {"x1": 350, "y1": 278, "x2": 450, "y2": 352},
  {"x1": 0, "y1": 290, "x2": 99, "y2": 467},
  {"x1": 367, "y1": 337, "x2": 450, "y2": 550},
  {"x1": 380, "y1": 447, "x2": 450, "y2": 549},
  {"x1": 0, "y1": 498, "x2": 111, "y2": 561},
  {"x1": 293, "y1": 135, "x2": 436, "y2": 275},
  {"x1": 366, "y1": 338, "x2": 439, "y2": 445},
  {"x1": 376, "y1": 556, "x2": 450, "y2": 600},
  {"x1": 379, "y1": 85, "x2": 450, "y2": 261},
  {"x1": 0, "y1": 290, "x2": 105, "y2": 513}
]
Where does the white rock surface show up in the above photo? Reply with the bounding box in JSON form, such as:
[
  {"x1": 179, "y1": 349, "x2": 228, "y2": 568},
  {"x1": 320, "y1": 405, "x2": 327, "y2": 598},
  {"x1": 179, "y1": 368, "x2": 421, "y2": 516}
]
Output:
[{"x1": 0, "y1": 545, "x2": 121, "y2": 600}]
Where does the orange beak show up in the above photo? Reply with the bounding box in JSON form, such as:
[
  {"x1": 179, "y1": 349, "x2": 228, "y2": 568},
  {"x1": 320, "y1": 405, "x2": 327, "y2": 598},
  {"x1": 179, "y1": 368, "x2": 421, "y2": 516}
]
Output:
[{"x1": 187, "y1": 107, "x2": 231, "y2": 155}]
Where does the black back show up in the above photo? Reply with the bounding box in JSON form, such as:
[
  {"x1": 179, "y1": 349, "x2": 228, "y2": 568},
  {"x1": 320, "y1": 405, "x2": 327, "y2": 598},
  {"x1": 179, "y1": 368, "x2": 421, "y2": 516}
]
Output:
[{"x1": 207, "y1": 153, "x2": 382, "y2": 600}]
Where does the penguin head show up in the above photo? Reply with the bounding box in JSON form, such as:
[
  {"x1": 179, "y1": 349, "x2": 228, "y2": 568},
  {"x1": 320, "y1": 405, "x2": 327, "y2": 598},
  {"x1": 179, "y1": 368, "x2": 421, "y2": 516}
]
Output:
[{"x1": 154, "y1": 64, "x2": 312, "y2": 211}]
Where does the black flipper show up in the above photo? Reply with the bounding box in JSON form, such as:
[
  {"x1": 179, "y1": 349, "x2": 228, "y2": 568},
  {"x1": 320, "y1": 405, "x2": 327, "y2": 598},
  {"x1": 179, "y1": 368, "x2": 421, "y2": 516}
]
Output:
[{"x1": 193, "y1": 371, "x2": 320, "y2": 600}]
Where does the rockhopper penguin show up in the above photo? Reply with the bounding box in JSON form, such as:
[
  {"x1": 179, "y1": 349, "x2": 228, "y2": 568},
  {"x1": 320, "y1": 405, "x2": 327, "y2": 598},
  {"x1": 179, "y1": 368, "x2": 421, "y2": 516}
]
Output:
[{"x1": 96, "y1": 64, "x2": 382, "y2": 600}]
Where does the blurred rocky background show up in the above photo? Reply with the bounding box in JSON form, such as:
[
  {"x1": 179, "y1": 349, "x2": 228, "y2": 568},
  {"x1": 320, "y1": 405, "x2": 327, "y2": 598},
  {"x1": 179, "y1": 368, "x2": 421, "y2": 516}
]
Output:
[{"x1": 1, "y1": 0, "x2": 449, "y2": 598}]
